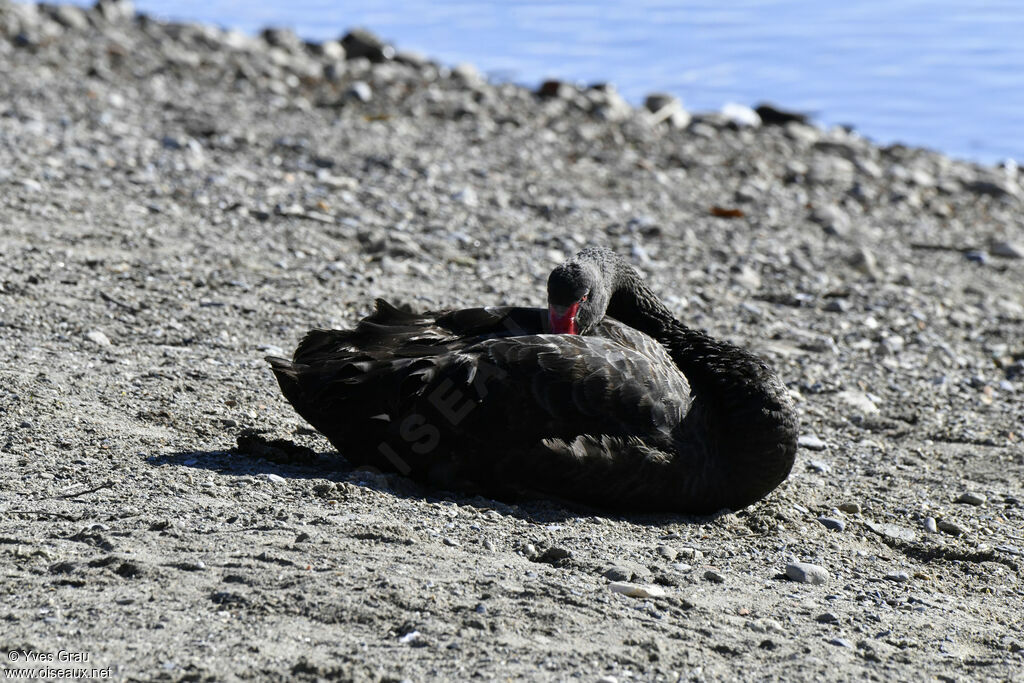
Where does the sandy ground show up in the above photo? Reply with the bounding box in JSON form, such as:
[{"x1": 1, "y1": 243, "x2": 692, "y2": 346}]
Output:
[{"x1": 1, "y1": 3, "x2": 1023, "y2": 681}]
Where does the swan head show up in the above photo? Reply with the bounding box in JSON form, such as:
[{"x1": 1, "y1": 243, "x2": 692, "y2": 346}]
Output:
[{"x1": 546, "y1": 248, "x2": 620, "y2": 334}]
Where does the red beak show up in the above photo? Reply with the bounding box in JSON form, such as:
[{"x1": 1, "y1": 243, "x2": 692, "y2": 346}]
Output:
[{"x1": 548, "y1": 303, "x2": 580, "y2": 334}]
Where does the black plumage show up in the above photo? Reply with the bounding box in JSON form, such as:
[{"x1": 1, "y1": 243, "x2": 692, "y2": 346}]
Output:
[{"x1": 268, "y1": 248, "x2": 798, "y2": 513}]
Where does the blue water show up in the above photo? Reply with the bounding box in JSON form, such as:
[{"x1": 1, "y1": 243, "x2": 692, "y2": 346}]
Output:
[{"x1": 69, "y1": 0, "x2": 1024, "y2": 164}]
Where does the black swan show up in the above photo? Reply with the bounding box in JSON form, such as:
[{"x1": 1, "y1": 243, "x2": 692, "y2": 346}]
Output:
[{"x1": 267, "y1": 247, "x2": 797, "y2": 513}]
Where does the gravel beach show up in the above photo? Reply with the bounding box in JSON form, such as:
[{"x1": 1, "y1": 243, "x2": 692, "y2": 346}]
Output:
[{"x1": 2, "y1": 2, "x2": 1023, "y2": 680}]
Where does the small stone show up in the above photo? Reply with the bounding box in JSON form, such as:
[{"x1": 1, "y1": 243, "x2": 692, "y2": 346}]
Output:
[
  {"x1": 85, "y1": 330, "x2": 112, "y2": 347},
  {"x1": 865, "y1": 520, "x2": 917, "y2": 543},
  {"x1": 816, "y1": 612, "x2": 840, "y2": 624},
  {"x1": 829, "y1": 637, "x2": 854, "y2": 649},
  {"x1": 451, "y1": 63, "x2": 482, "y2": 85},
  {"x1": 837, "y1": 502, "x2": 861, "y2": 514},
  {"x1": 656, "y1": 545, "x2": 677, "y2": 561},
  {"x1": 798, "y1": 435, "x2": 827, "y2": 451},
  {"x1": 452, "y1": 187, "x2": 478, "y2": 206},
  {"x1": 837, "y1": 390, "x2": 880, "y2": 415},
  {"x1": 261, "y1": 27, "x2": 302, "y2": 52},
  {"x1": 937, "y1": 519, "x2": 967, "y2": 536},
  {"x1": 537, "y1": 79, "x2": 574, "y2": 99},
  {"x1": 923, "y1": 517, "x2": 938, "y2": 533},
  {"x1": 677, "y1": 548, "x2": 704, "y2": 560},
  {"x1": 644, "y1": 93, "x2": 691, "y2": 128},
  {"x1": 398, "y1": 630, "x2": 427, "y2": 646},
  {"x1": 955, "y1": 491, "x2": 986, "y2": 506},
  {"x1": 885, "y1": 571, "x2": 910, "y2": 583},
  {"x1": 608, "y1": 582, "x2": 666, "y2": 599},
  {"x1": 809, "y1": 156, "x2": 856, "y2": 185},
  {"x1": 345, "y1": 81, "x2": 372, "y2": 103},
  {"x1": 482, "y1": 539, "x2": 495, "y2": 551},
  {"x1": 755, "y1": 103, "x2": 809, "y2": 126},
  {"x1": 601, "y1": 561, "x2": 649, "y2": 582},
  {"x1": 966, "y1": 178, "x2": 1018, "y2": 198},
  {"x1": 817, "y1": 517, "x2": 846, "y2": 532},
  {"x1": 51, "y1": 5, "x2": 89, "y2": 30},
  {"x1": 96, "y1": 0, "x2": 135, "y2": 23},
  {"x1": 785, "y1": 562, "x2": 829, "y2": 585},
  {"x1": 596, "y1": 676, "x2": 618, "y2": 683},
  {"x1": 703, "y1": 569, "x2": 725, "y2": 584},
  {"x1": 319, "y1": 40, "x2": 346, "y2": 60},
  {"x1": 806, "y1": 460, "x2": 830, "y2": 473},
  {"x1": 259, "y1": 473, "x2": 286, "y2": 484},
  {"x1": 534, "y1": 546, "x2": 572, "y2": 564},
  {"x1": 340, "y1": 28, "x2": 394, "y2": 62},
  {"x1": 848, "y1": 246, "x2": 882, "y2": 278},
  {"x1": 964, "y1": 249, "x2": 988, "y2": 264},
  {"x1": 720, "y1": 102, "x2": 761, "y2": 127},
  {"x1": 823, "y1": 299, "x2": 850, "y2": 313},
  {"x1": 809, "y1": 204, "x2": 850, "y2": 237},
  {"x1": 989, "y1": 239, "x2": 1024, "y2": 259}
]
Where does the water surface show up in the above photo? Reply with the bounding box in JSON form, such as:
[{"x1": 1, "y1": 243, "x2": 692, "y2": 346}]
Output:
[{"x1": 69, "y1": 0, "x2": 1024, "y2": 164}]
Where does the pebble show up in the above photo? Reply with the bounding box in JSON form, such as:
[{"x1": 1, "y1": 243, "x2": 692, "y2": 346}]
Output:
[
  {"x1": 643, "y1": 92, "x2": 691, "y2": 128},
  {"x1": 656, "y1": 545, "x2": 677, "y2": 561},
  {"x1": 823, "y1": 299, "x2": 850, "y2": 313},
  {"x1": 815, "y1": 612, "x2": 840, "y2": 624},
  {"x1": 885, "y1": 571, "x2": 910, "y2": 583},
  {"x1": 923, "y1": 517, "x2": 938, "y2": 533},
  {"x1": 785, "y1": 562, "x2": 829, "y2": 585},
  {"x1": 644, "y1": 92, "x2": 680, "y2": 114},
  {"x1": 596, "y1": 676, "x2": 618, "y2": 683},
  {"x1": 50, "y1": 5, "x2": 89, "y2": 30},
  {"x1": 865, "y1": 520, "x2": 917, "y2": 543},
  {"x1": 848, "y1": 246, "x2": 882, "y2": 279},
  {"x1": 955, "y1": 491, "x2": 986, "y2": 506},
  {"x1": 964, "y1": 249, "x2": 988, "y2": 265},
  {"x1": 535, "y1": 546, "x2": 572, "y2": 564},
  {"x1": 937, "y1": 519, "x2": 967, "y2": 536},
  {"x1": 837, "y1": 502, "x2": 861, "y2": 514},
  {"x1": 677, "y1": 548, "x2": 704, "y2": 560},
  {"x1": 341, "y1": 28, "x2": 394, "y2": 62},
  {"x1": 608, "y1": 582, "x2": 666, "y2": 599},
  {"x1": 989, "y1": 239, "x2": 1024, "y2": 259},
  {"x1": 806, "y1": 460, "x2": 830, "y2": 473},
  {"x1": 345, "y1": 81, "x2": 372, "y2": 103},
  {"x1": 809, "y1": 204, "x2": 850, "y2": 237},
  {"x1": 829, "y1": 637, "x2": 854, "y2": 649},
  {"x1": 259, "y1": 473, "x2": 286, "y2": 484},
  {"x1": 837, "y1": 389, "x2": 879, "y2": 415},
  {"x1": 754, "y1": 103, "x2": 808, "y2": 125},
  {"x1": 703, "y1": 569, "x2": 726, "y2": 584},
  {"x1": 85, "y1": 330, "x2": 112, "y2": 347},
  {"x1": 536, "y1": 79, "x2": 574, "y2": 99},
  {"x1": 817, "y1": 517, "x2": 846, "y2": 532},
  {"x1": 398, "y1": 630, "x2": 427, "y2": 646},
  {"x1": 798, "y1": 434, "x2": 827, "y2": 451},
  {"x1": 452, "y1": 62, "x2": 483, "y2": 85},
  {"x1": 602, "y1": 561, "x2": 648, "y2": 582},
  {"x1": 721, "y1": 102, "x2": 761, "y2": 127},
  {"x1": 809, "y1": 156, "x2": 856, "y2": 185}
]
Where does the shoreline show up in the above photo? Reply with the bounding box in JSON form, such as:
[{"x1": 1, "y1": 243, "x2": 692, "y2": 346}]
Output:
[{"x1": 2, "y1": 2, "x2": 1023, "y2": 680}]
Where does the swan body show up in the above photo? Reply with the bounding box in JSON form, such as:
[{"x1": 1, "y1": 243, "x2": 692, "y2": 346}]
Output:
[{"x1": 268, "y1": 248, "x2": 798, "y2": 513}]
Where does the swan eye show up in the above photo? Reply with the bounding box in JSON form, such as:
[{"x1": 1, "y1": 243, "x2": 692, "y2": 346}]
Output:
[{"x1": 579, "y1": 291, "x2": 589, "y2": 303}]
